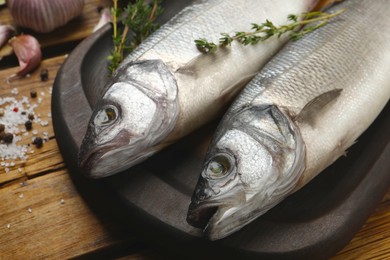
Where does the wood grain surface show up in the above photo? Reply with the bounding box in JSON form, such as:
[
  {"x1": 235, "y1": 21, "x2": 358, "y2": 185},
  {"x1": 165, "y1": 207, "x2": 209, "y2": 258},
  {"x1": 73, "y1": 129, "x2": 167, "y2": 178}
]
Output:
[{"x1": 0, "y1": 0, "x2": 390, "y2": 259}]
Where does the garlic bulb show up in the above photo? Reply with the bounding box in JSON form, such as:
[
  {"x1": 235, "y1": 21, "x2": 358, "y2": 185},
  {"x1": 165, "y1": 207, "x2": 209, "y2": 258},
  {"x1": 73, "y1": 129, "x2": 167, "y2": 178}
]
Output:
[{"x1": 7, "y1": 0, "x2": 85, "y2": 33}]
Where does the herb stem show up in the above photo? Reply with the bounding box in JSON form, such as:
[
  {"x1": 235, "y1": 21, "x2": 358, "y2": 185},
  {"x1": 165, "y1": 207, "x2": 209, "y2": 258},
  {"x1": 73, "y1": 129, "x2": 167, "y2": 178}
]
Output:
[
  {"x1": 293, "y1": 9, "x2": 344, "y2": 27},
  {"x1": 118, "y1": 25, "x2": 129, "y2": 58},
  {"x1": 108, "y1": 0, "x2": 163, "y2": 75},
  {"x1": 195, "y1": 9, "x2": 345, "y2": 54},
  {"x1": 149, "y1": 0, "x2": 159, "y2": 21},
  {"x1": 112, "y1": 0, "x2": 118, "y2": 52}
]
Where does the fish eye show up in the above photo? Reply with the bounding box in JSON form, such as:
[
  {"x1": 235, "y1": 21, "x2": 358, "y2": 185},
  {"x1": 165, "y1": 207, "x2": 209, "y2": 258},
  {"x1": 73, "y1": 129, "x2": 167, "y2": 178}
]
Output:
[
  {"x1": 94, "y1": 105, "x2": 118, "y2": 126},
  {"x1": 206, "y1": 154, "x2": 232, "y2": 179}
]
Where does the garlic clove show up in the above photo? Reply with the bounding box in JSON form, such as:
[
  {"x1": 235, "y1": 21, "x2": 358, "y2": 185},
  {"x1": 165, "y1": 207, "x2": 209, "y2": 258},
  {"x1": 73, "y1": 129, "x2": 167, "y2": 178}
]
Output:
[
  {"x1": 8, "y1": 34, "x2": 42, "y2": 77},
  {"x1": 0, "y1": 25, "x2": 15, "y2": 49},
  {"x1": 7, "y1": 0, "x2": 85, "y2": 33},
  {"x1": 93, "y1": 7, "x2": 112, "y2": 33}
]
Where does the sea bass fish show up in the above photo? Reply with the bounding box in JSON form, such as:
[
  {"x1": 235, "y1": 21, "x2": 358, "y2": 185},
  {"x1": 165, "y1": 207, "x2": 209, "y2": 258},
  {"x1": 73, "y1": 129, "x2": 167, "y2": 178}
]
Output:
[
  {"x1": 187, "y1": 0, "x2": 390, "y2": 240},
  {"x1": 78, "y1": 0, "x2": 319, "y2": 178}
]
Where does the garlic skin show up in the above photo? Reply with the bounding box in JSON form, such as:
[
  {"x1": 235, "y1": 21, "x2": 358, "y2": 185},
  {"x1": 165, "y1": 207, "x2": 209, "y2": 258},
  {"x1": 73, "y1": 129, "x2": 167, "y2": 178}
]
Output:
[
  {"x1": 7, "y1": 0, "x2": 85, "y2": 33},
  {"x1": 9, "y1": 35, "x2": 42, "y2": 77},
  {"x1": 93, "y1": 7, "x2": 112, "y2": 33},
  {"x1": 0, "y1": 24, "x2": 15, "y2": 49}
]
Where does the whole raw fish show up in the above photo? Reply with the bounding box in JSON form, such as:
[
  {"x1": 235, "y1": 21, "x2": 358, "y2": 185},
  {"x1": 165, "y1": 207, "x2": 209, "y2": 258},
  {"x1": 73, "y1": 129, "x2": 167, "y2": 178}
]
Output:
[
  {"x1": 78, "y1": 0, "x2": 319, "y2": 178},
  {"x1": 187, "y1": 0, "x2": 390, "y2": 240}
]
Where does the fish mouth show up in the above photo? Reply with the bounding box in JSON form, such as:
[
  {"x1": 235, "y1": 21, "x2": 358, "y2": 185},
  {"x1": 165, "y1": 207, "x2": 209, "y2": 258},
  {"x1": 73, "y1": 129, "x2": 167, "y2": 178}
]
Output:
[
  {"x1": 188, "y1": 201, "x2": 240, "y2": 240},
  {"x1": 187, "y1": 202, "x2": 219, "y2": 229},
  {"x1": 78, "y1": 144, "x2": 122, "y2": 177},
  {"x1": 78, "y1": 129, "x2": 133, "y2": 178}
]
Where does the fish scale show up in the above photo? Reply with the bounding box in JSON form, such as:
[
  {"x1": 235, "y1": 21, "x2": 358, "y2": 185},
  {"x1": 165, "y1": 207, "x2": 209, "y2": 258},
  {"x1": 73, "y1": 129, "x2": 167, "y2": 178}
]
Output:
[
  {"x1": 79, "y1": 0, "x2": 318, "y2": 178},
  {"x1": 188, "y1": 0, "x2": 390, "y2": 241},
  {"x1": 123, "y1": 0, "x2": 298, "y2": 69}
]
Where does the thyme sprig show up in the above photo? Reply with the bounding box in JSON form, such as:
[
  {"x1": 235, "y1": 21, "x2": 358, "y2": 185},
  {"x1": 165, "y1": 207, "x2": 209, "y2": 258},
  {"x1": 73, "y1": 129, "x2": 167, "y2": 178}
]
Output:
[
  {"x1": 108, "y1": 0, "x2": 163, "y2": 74},
  {"x1": 195, "y1": 9, "x2": 345, "y2": 54}
]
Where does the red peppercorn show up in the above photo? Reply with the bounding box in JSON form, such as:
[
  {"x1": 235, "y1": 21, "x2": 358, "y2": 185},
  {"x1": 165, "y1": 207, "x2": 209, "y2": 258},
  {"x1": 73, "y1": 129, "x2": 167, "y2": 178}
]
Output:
[{"x1": 13, "y1": 107, "x2": 18, "y2": 112}]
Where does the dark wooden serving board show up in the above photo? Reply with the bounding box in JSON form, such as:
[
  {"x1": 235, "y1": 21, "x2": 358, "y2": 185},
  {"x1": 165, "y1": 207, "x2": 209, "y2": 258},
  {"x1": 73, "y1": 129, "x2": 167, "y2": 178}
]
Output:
[{"x1": 52, "y1": 1, "x2": 390, "y2": 259}]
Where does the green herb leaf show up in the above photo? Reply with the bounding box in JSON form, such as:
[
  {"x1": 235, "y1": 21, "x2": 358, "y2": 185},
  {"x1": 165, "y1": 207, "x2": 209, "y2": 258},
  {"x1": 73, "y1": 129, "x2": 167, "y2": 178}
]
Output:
[{"x1": 108, "y1": 0, "x2": 163, "y2": 75}]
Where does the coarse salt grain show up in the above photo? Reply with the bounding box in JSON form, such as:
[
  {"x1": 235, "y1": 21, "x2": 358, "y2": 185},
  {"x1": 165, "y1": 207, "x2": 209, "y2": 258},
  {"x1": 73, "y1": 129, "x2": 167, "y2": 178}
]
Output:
[
  {"x1": 27, "y1": 208, "x2": 32, "y2": 213},
  {"x1": 6, "y1": 224, "x2": 11, "y2": 229},
  {"x1": 11, "y1": 88, "x2": 18, "y2": 95},
  {"x1": 40, "y1": 121, "x2": 49, "y2": 127},
  {"x1": 0, "y1": 90, "x2": 48, "y2": 168},
  {"x1": 60, "y1": 199, "x2": 65, "y2": 204},
  {"x1": 19, "y1": 193, "x2": 24, "y2": 198}
]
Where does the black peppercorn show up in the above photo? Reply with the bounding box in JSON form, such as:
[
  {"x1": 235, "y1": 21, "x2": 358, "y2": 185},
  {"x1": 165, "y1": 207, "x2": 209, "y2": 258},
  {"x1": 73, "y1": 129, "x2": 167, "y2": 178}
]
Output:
[
  {"x1": 0, "y1": 124, "x2": 5, "y2": 133},
  {"x1": 33, "y1": 137, "x2": 43, "y2": 148},
  {"x1": 40, "y1": 69, "x2": 49, "y2": 81},
  {"x1": 3, "y1": 133, "x2": 13, "y2": 144},
  {"x1": 25, "y1": 120, "x2": 33, "y2": 130},
  {"x1": 28, "y1": 113, "x2": 35, "y2": 120},
  {"x1": 30, "y1": 91, "x2": 37, "y2": 98}
]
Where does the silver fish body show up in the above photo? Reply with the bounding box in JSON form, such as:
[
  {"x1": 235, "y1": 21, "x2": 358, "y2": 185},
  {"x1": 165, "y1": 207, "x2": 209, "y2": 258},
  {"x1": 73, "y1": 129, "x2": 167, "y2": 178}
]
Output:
[
  {"x1": 187, "y1": 0, "x2": 390, "y2": 240},
  {"x1": 78, "y1": 0, "x2": 318, "y2": 178}
]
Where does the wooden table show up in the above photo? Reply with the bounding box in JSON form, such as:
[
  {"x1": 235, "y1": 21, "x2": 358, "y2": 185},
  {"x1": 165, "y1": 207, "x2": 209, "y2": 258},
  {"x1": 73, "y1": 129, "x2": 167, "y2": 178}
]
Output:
[{"x1": 1, "y1": 1, "x2": 390, "y2": 259}]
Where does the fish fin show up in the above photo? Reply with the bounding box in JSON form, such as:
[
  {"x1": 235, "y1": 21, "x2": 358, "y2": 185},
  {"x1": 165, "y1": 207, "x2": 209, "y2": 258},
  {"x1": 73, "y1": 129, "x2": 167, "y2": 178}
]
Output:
[{"x1": 295, "y1": 88, "x2": 342, "y2": 126}]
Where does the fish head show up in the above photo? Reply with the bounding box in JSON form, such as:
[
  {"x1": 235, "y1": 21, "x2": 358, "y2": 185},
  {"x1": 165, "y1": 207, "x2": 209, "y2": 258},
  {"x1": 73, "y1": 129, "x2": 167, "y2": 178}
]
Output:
[
  {"x1": 187, "y1": 105, "x2": 305, "y2": 240},
  {"x1": 78, "y1": 60, "x2": 179, "y2": 178}
]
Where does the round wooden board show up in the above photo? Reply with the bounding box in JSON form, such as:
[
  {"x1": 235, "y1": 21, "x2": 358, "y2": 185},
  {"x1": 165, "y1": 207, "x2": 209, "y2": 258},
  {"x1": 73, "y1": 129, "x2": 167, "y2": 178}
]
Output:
[{"x1": 52, "y1": 1, "x2": 390, "y2": 259}]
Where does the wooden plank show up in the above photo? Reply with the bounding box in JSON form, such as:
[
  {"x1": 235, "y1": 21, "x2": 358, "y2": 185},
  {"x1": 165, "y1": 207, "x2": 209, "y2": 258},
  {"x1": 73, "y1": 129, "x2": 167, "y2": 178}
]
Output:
[
  {"x1": 0, "y1": 1, "x2": 389, "y2": 258},
  {"x1": 0, "y1": 56, "x2": 66, "y2": 185},
  {"x1": 332, "y1": 192, "x2": 390, "y2": 259},
  {"x1": 0, "y1": 55, "x2": 157, "y2": 259},
  {"x1": 0, "y1": 169, "x2": 137, "y2": 259}
]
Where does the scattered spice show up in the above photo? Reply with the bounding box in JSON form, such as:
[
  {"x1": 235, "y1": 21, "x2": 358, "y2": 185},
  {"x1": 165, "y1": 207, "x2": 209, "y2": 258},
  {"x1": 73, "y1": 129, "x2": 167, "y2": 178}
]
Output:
[
  {"x1": 24, "y1": 120, "x2": 32, "y2": 130},
  {"x1": 11, "y1": 88, "x2": 19, "y2": 95},
  {"x1": 40, "y1": 68, "x2": 49, "y2": 81},
  {"x1": 30, "y1": 90, "x2": 37, "y2": 98},
  {"x1": 60, "y1": 199, "x2": 65, "y2": 204},
  {"x1": 0, "y1": 109, "x2": 4, "y2": 117},
  {"x1": 3, "y1": 133, "x2": 14, "y2": 144},
  {"x1": 0, "y1": 84, "x2": 51, "y2": 171},
  {"x1": 32, "y1": 136, "x2": 43, "y2": 148},
  {"x1": 27, "y1": 207, "x2": 32, "y2": 213}
]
